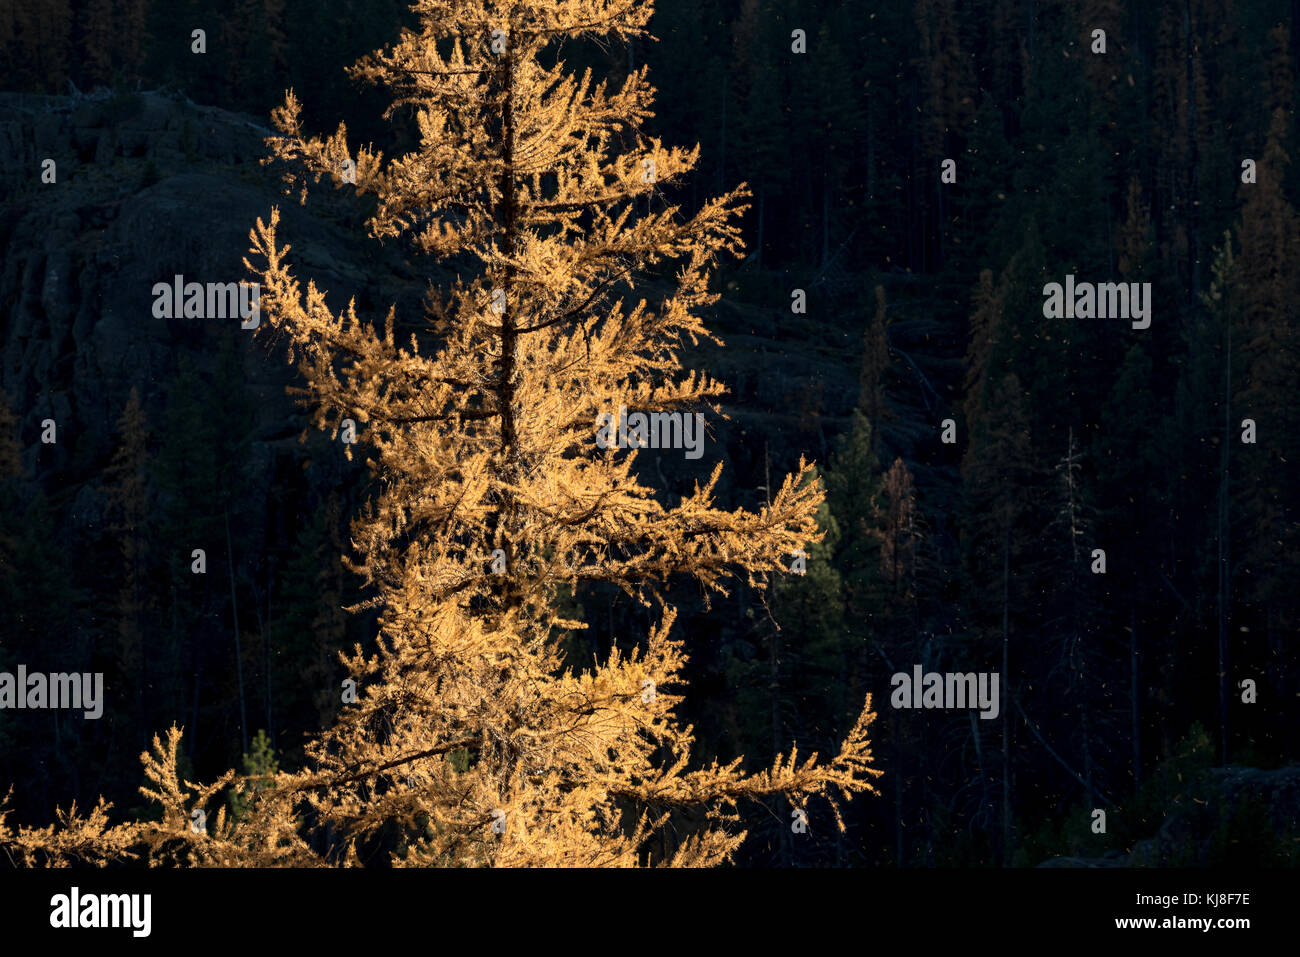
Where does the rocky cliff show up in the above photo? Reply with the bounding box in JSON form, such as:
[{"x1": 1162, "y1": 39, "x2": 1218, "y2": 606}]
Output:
[{"x1": 0, "y1": 88, "x2": 865, "y2": 556}]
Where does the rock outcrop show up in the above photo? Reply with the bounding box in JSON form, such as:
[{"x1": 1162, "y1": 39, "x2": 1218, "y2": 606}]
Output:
[
  {"x1": 1039, "y1": 765, "x2": 1300, "y2": 867},
  {"x1": 0, "y1": 89, "x2": 426, "y2": 539}
]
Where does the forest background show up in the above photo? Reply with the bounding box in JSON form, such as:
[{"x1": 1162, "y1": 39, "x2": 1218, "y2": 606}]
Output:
[{"x1": 2, "y1": 0, "x2": 1298, "y2": 867}]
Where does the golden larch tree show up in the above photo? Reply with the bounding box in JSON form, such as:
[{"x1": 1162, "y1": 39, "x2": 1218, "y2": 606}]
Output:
[{"x1": 1, "y1": 0, "x2": 880, "y2": 868}]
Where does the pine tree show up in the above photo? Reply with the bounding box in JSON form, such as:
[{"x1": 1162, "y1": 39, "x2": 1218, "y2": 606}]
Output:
[
  {"x1": 729, "y1": 0, "x2": 787, "y2": 267},
  {"x1": 856, "y1": 286, "x2": 891, "y2": 453},
  {"x1": 961, "y1": 371, "x2": 1035, "y2": 865},
  {"x1": 1041, "y1": 427, "x2": 1110, "y2": 809},
  {"x1": 914, "y1": 0, "x2": 975, "y2": 158},
  {"x1": 1096, "y1": 340, "x2": 1162, "y2": 792},
  {"x1": 733, "y1": 465, "x2": 851, "y2": 865},
  {"x1": 827, "y1": 410, "x2": 887, "y2": 632},
  {"x1": 914, "y1": 0, "x2": 976, "y2": 270},
  {"x1": 81, "y1": 0, "x2": 116, "y2": 87},
  {"x1": 876, "y1": 454, "x2": 929, "y2": 866},
  {"x1": 267, "y1": 491, "x2": 351, "y2": 746},
  {"x1": 1226, "y1": 104, "x2": 1300, "y2": 754},
  {"x1": 0, "y1": 393, "x2": 89, "y2": 819},
  {"x1": 119, "y1": 0, "x2": 151, "y2": 80},
  {"x1": 1116, "y1": 175, "x2": 1153, "y2": 282},
  {"x1": 0, "y1": 394, "x2": 21, "y2": 788},
  {"x1": 11, "y1": 0, "x2": 71, "y2": 91},
  {"x1": 880, "y1": 458, "x2": 920, "y2": 604},
  {"x1": 1234, "y1": 108, "x2": 1300, "y2": 605},
  {"x1": 103, "y1": 388, "x2": 154, "y2": 734}
]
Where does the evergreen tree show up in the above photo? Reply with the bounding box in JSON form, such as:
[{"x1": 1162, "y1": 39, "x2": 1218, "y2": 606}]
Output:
[
  {"x1": 827, "y1": 411, "x2": 887, "y2": 634},
  {"x1": 11, "y1": 0, "x2": 71, "y2": 91},
  {"x1": 103, "y1": 388, "x2": 154, "y2": 737},
  {"x1": 1233, "y1": 108, "x2": 1300, "y2": 622},
  {"x1": 960, "y1": 371, "x2": 1035, "y2": 865},
  {"x1": 266, "y1": 491, "x2": 351, "y2": 754}
]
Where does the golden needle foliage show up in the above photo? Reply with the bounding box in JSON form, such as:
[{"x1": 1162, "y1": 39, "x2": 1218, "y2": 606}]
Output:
[{"x1": 2, "y1": 0, "x2": 880, "y2": 867}]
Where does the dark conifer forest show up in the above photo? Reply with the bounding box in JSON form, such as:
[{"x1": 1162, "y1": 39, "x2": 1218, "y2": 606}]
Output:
[{"x1": 1, "y1": 0, "x2": 1298, "y2": 882}]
